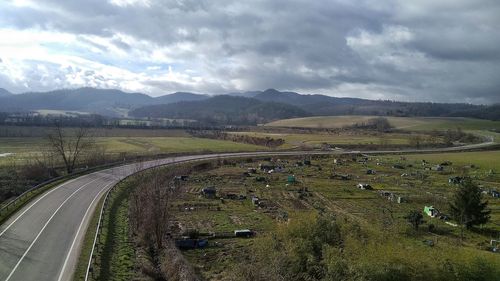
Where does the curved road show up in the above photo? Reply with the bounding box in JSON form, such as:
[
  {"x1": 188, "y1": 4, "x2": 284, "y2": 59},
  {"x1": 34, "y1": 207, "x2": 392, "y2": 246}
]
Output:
[{"x1": 0, "y1": 140, "x2": 496, "y2": 281}]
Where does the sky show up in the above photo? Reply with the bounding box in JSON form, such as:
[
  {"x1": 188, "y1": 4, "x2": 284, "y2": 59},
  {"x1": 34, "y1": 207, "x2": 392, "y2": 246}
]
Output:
[{"x1": 0, "y1": 0, "x2": 499, "y2": 104}]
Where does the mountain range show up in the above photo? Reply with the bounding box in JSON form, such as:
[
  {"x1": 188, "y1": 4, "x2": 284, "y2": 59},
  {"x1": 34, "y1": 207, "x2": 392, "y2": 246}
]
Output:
[
  {"x1": 0, "y1": 87, "x2": 208, "y2": 117},
  {"x1": 0, "y1": 88, "x2": 12, "y2": 97},
  {"x1": 0, "y1": 87, "x2": 498, "y2": 123}
]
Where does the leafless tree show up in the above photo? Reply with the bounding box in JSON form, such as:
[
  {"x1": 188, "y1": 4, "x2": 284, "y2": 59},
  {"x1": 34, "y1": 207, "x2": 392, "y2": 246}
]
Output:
[{"x1": 46, "y1": 121, "x2": 95, "y2": 174}]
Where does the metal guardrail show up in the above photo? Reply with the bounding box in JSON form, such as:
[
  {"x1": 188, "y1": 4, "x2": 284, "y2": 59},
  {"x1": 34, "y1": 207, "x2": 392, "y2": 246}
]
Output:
[
  {"x1": 84, "y1": 178, "x2": 115, "y2": 281},
  {"x1": 0, "y1": 161, "x2": 123, "y2": 219},
  {"x1": 81, "y1": 156, "x2": 202, "y2": 280},
  {"x1": 0, "y1": 152, "x2": 200, "y2": 219},
  {"x1": 82, "y1": 154, "x2": 231, "y2": 281}
]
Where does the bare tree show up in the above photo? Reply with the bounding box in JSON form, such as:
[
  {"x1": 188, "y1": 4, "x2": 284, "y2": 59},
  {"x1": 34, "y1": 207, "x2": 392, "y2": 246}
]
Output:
[{"x1": 46, "y1": 121, "x2": 95, "y2": 174}]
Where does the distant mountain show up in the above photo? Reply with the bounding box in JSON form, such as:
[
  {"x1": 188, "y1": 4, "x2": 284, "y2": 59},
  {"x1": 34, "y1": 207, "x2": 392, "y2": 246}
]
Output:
[
  {"x1": 0, "y1": 88, "x2": 210, "y2": 117},
  {"x1": 154, "y1": 92, "x2": 208, "y2": 104},
  {"x1": 225, "y1": 91, "x2": 261, "y2": 98},
  {"x1": 253, "y1": 89, "x2": 483, "y2": 118},
  {"x1": 0, "y1": 87, "x2": 497, "y2": 121},
  {"x1": 0, "y1": 88, "x2": 12, "y2": 97},
  {"x1": 0, "y1": 87, "x2": 152, "y2": 116},
  {"x1": 254, "y1": 89, "x2": 342, "y2": 107},
  {"x1": 130, "y1": 95, "x2": 309, "y2": 125}
]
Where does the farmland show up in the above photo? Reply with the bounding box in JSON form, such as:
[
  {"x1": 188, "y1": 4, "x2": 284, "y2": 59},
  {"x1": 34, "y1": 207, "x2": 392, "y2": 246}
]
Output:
[
  {"x1": 266, "y1": 116, "x2": 500, "y2": 131},
  {"x1": 1, "y1": 115, "x2": 493, "y2": 166},
  {"x1": 228, "y1": 131, "x2": 427, "y2": 149},
  {"x1": 0, "y1": 136, "x2": 266, "y2": 166},
  {"x1": 106, "y1": 151, "x2": 500, "y2": 280}
]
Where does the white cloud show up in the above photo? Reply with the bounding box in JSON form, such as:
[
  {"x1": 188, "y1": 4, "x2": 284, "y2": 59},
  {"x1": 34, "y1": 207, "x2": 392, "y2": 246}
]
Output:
[
  {"x1": 109, "y1": 0, "x2": 151, "y2": 7},
  {"x1": 0, "y1": 0, "x2": 499, "y2": 103}
]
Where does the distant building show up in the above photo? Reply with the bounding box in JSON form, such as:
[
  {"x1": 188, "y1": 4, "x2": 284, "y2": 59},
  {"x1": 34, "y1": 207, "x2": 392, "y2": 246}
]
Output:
[
  {"x1": 432, "y1": 165, "x2": 444, "y2": 171},
  {"x1": 175, "y1": 238, "x2": 208, "y2": 250},
  {"x1": 424, "y1": 206, "x2": 439, "y2": 217},
  {"x1": 357, "y1": 183, "x2": 373, "y2": 190},
  {"x1": 448, "y1": 176, "x2": 464, "y2": 185},
  {"x1": 201, "y1": 186, "x2": 217, "y2": 198},
  {"x1": 252, "y1": 196, "x2": 260, "y2": 206},
  {"x1": 259, "y1": 164, "x2": 275, "y2": 172},
  {"x1": 174, "y1": 175, "x2": 189, "y2": 181},
  {"x1": 234, "y1": 229, "x2": 254, "y2": 238}
]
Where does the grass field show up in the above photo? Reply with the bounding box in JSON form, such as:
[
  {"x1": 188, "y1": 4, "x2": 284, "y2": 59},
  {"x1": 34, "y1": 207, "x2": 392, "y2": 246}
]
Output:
[
  {"x1": 74, "y1": 177, "x2": 135, "y2": 281},
  {"x1": 266, "y1": 116, "x2": 500, "y2": 131},
  {"x1": 405, "y1": 150, "x2": 500, "y2": 171},
  {"x1": 229, "y1": 131, "x2": 436, "y2": 149},
  {"x1": 0, "y1": 137, "x2": 266, "y2": 165}
]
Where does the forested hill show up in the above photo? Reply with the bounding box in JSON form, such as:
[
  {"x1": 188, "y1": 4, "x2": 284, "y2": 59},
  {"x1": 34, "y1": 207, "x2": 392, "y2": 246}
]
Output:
[
  {"x1": 252, "y1": 89, "x2": 490, "y2": 118},
  {"x1": 1, "y1": 87, "x2": 499, "y2": 121},
  {"x1": 130, "y1": 89, "x2": 500, "y2": 124},
  {"x1": 129, "y1": 95, "x2": 309, "y2": 125},
  {"x1": 0, "y1": 87, "x2": 208, "y2": 117}
]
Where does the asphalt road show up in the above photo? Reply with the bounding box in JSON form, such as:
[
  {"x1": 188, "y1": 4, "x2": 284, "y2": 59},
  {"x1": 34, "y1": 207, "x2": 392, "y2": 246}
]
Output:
[{"x1": 0, "y1": 140, "x2": 496, "y2": 281}]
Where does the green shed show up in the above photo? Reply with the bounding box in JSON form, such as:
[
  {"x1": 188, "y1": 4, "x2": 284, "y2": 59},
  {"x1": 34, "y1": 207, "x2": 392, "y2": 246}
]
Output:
[{"x1": 424, "y1": 206, "x2": 438, "y2": 217}]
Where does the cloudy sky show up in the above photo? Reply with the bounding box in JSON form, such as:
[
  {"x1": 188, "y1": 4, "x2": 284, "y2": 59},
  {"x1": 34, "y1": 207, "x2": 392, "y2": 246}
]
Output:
[{"x1": 0, "y1": 0, "x2": 499, "y2": 103}]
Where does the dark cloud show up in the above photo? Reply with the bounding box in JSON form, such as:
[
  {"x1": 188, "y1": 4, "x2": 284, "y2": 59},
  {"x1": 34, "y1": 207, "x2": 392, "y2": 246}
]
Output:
[{"x1": 0, "y1": 0, "x2": 499, "y2": 103}]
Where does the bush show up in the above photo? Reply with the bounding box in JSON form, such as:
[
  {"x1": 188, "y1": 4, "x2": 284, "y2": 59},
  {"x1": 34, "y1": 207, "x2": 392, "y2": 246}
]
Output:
[{"x1": 231, "y1": 213, "x2": 500, "y2": 281}]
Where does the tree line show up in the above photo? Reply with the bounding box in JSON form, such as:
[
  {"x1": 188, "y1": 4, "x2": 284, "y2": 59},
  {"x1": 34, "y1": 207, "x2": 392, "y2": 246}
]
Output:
[{"x1": 189, "y1": 130, "x2": 285, "y2": 148}]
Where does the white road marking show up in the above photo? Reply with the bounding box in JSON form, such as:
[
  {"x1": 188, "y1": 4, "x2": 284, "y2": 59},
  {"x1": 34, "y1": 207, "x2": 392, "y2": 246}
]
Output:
[
  {"x1": 4, "y1": 177, "x2": 101, "y2": 281},
  {"x1": 0, "y1": 176, "x2": 83, "y2": 237},
  {"x1": 56, "y1": 181, "x2": 115, "y2": 281}
]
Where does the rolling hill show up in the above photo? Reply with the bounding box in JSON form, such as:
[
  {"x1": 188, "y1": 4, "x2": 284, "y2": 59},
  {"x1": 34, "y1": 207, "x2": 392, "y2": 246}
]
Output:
[
  {"x1": 0, "y1": 87, "x2": 207, "y2": 117},
  {"x1": 0, "y1": 87, "x2": 498, "y2": 122},
  {"x1": 266, "y1": 115, "x2": 500, "y2": 131},
  {"x1": 154, "y1": 92, "x2": 208, "y2": 104},
  {"x1": 129, "y1": 95, "x2": 309, "y2": 125},
  {"x1": 252, "y1": 89, "x2": 485, "y2": 118}
]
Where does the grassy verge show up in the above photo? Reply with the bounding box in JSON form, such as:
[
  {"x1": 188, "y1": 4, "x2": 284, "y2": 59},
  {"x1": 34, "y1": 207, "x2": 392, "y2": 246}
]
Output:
[
  {"x1": 73, "y1": 197, "x2": 105, "y2": 281},
  {"x1": 74, "y1": 179, "x2": 136, "y2": 281}
]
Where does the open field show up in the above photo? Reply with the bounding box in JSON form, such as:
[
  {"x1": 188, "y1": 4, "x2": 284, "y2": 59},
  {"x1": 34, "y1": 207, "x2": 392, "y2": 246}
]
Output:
[
  {"x1": 266, "y1": 116, "x2": 500, "y2": 131},
  {"x1": 0, "y1": 137, "x2": 266, "y2": 165},
  {"x1": 405, "y1": 150, "x2": 500, "y2": 171},
  {"x1": 0, "y1": 125, "x2": 190, "y2": 137},
  {"x1": 229, "y1": 131, "x2": 427, "y2": 149},
  {"x1": 143, "y1": 151, "x2": 500, "y2": 280},
  {"x1": 36, "y1": 109, "x2": 91, "y2": 116}
]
